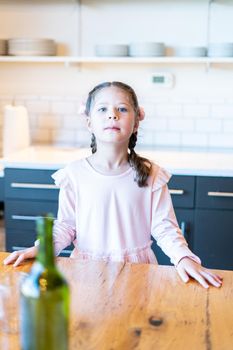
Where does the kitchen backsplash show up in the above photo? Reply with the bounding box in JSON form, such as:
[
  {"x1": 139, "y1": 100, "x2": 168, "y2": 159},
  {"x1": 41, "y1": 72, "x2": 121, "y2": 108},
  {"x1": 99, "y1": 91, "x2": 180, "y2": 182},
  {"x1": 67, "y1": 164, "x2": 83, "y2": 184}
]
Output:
[{"x1": 1, "y1": 93, "x2": 233, "y2": 153}]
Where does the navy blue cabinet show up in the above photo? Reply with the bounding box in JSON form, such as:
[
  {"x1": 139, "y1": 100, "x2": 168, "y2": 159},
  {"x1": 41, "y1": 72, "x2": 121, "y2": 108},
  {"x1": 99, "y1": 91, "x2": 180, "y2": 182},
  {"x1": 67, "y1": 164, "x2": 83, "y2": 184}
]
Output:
[
  {"x1": 152, "y1": 175, "x2": 195, "y2": 265},
  {"x1": 4, "y1": 168, "x2": 73, "y2": 257},
  {"x1": 193, "y1": 176, "x2": 233, "y2": 270}
]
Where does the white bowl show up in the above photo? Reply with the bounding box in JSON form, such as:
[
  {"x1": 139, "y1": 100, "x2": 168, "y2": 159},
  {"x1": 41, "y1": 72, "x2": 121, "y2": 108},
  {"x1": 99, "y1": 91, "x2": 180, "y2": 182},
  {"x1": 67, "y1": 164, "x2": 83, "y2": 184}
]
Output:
[
  {"x1": 208, "y1": 43, "x2": 233, "y2": 57},
  {"x1": 129, "y1": 42, "x2": 165, "y2": 57},
  {"x1": 95, "y1": 44, "x2": 128, "y2": 57},
  {"x1": 173, "y1": 46, "x2": 207, "y2": 57}
]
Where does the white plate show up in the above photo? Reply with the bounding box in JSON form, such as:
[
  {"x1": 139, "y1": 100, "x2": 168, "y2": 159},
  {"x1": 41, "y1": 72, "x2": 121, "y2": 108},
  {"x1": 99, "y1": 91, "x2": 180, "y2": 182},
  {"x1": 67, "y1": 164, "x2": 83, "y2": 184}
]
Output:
[{"x1": 8, "y1": 38, "x2": 56, "y2": 56}]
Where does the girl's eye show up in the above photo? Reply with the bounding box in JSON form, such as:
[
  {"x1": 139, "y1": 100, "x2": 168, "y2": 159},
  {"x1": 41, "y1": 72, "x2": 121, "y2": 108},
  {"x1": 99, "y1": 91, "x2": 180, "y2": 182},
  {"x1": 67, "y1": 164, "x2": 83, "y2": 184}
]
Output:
[
  {"x1": 118, "y1": 107, "x2": 128, "y2": 113},
  {"x1": 98, "y1": 107, "x2": 107, "y2": 112}
]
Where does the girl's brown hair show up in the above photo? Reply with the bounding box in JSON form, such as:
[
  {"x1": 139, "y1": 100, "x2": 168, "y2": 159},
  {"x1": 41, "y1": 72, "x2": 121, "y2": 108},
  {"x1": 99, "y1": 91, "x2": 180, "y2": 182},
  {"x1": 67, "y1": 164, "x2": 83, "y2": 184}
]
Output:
[{"x1": 85, "y1": 81, "x2": 152, "y2": 187}]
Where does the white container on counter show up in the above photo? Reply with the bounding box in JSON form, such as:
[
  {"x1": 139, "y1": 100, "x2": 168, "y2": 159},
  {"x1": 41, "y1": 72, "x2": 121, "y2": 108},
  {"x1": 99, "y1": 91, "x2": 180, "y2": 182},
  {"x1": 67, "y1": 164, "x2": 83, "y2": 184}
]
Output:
[{"x1": 3, "y1": 105, "x2": 31, "y2": 156}]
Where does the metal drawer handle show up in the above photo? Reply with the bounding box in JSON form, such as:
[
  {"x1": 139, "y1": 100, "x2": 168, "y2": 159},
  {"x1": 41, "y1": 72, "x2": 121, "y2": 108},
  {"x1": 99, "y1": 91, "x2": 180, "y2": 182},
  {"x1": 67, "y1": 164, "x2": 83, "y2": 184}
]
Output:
[
  {"x1": 11, "y1": 182, "x2": 58, "y2": 190},
  {"x1": 169, "y1": 189, "x2": 184, "y2": 195},
  {"x1": 207, "y1": 191, "x2": 233, "y2": 198},
  {"x1": 12, "y1": 215, "x2": 39, "y2": 221},
  {"x1": 12, "y1": 215, "x2": 56, "y2": 221},
  {"x1": 12, "y1": 246, "x2": 27, "y2": 251},
  {"x1": 61, "y1": 249, "x2": 72, "y2": 254}
]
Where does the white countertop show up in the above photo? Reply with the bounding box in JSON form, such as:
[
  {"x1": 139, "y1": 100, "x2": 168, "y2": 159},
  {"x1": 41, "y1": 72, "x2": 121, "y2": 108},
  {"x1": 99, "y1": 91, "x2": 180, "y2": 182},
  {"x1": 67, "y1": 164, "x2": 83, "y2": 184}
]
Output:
[{"x1": 0, "y1": 146, "x2": 233, "y2": 177}]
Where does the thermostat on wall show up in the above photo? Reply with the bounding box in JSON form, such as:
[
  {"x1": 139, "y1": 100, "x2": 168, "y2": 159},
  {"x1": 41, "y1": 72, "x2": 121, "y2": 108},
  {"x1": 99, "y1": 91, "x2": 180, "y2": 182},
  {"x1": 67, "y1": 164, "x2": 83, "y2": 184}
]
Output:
[{"x1": 151, "y1": 72, "x2": 174, "y2": 88}]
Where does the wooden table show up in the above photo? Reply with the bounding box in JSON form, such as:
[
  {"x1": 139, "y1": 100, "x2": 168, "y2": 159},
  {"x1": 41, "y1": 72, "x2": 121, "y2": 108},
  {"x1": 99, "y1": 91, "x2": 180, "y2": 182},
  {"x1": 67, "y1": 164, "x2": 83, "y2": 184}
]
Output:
[{"x1": 0, "y1": 251, "x2": 232, "y2": 350}]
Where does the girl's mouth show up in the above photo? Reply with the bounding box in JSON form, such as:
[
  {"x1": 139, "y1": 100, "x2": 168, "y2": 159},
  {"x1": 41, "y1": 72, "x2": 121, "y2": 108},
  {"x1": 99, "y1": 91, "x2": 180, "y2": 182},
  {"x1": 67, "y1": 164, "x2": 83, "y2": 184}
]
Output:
[{"x1": 104, "y1": 127, "x2": 120, "y2": 131}]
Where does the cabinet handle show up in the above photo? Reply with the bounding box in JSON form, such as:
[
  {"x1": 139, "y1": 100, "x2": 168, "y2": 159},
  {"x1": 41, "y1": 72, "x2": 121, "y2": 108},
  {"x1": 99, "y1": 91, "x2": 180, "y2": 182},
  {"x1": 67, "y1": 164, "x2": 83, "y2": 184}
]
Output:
[
  {"x1": 61, "y1": 249, "x2": 72, "y2": 255},
  {"x1": 11, "y1": 182, "x2": 58, "y2": 190},
  {"x1": 11, "y1": 215, "x2": 56, "y2": 221},
  {"x1": 180, "y1": 221, "x2": 186, "y2": 236},
  {"x1": 169, "y1": 189, "x2": 184, "y2": 195},
  {"x1": 180, "y1": 221, "x2": 188, "y2": 241},
  {"x1": 12, "y1": 215, "x2": 39, "y2": 221},
  {"x1": 207, "y1": 191, "x2": 233, "y2": 198},
  {"x1": 12, "y1": 246, "x2": 27, "y2": 251}
]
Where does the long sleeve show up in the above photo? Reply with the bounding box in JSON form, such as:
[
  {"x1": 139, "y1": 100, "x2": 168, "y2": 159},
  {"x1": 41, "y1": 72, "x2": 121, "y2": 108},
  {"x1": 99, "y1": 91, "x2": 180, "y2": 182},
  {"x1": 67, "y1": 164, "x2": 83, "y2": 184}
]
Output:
[
  {"x1": 151, "y1": 182, "x2": 201, "y2": 266},
  {"x1": 52, "y1": 168, "x2": 76, "y2": 256}
]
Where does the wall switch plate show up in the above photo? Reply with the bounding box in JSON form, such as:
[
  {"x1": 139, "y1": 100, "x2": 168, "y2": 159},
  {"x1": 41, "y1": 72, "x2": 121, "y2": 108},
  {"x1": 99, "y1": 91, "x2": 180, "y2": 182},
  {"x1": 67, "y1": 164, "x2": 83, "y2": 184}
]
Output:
[{"x1": 151, "y1": 72, "x2": 174, "y2": 88}]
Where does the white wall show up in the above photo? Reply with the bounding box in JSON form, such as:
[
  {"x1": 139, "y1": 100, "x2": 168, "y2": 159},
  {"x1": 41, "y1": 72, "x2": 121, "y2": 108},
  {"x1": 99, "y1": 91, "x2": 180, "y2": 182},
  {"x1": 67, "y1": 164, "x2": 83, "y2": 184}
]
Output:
[{"x1": 0, "y1": 0, "x2": 233, "y2": 151}]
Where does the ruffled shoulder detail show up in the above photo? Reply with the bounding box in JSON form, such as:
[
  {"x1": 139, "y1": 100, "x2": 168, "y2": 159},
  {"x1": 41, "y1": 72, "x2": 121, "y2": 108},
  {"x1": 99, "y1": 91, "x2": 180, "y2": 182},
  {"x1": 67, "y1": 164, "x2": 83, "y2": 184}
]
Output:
[
  {"x1": 51, "y1": 168, "x2": 70, "y2": 188},
  {"x1": 151, "y1": 164, "x2": 171, "y2": 192}
]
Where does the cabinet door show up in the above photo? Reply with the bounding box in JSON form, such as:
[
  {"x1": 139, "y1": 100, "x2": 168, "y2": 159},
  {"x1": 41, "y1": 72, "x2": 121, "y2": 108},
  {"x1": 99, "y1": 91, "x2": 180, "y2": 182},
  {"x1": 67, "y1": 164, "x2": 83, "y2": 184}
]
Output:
[
  {"x1": 5, "y1": 200, "x2": 58, "y2": 230},
  {"x1": 194, "y1": 209, "x2": 233, "y2": 270},
  {"x1": 152, "y1": 208, "x2": 194, "y2": 265}
]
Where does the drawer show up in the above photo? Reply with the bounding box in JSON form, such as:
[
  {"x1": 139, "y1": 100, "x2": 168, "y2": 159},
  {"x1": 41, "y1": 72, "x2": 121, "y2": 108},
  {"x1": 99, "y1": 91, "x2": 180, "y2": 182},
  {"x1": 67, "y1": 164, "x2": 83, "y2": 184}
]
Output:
[
  {"x1": 168, "y1": 175, "x2": 195, "y2": 208},
  {"x1": 4, "y1": 168, "x2": 59, "y2": 200},
  {"x1": 6, "y1": 228, "x2": 73, "y2": 257},
  {"x1": 5, "y1": 200, "x2": 58, "y2": 230},
  {"x1": 196, "y1": 176, "x2": 233, "y2": 209},
  {"x1": 6, "y1": 228, "x2": 37, "y2": 252}
]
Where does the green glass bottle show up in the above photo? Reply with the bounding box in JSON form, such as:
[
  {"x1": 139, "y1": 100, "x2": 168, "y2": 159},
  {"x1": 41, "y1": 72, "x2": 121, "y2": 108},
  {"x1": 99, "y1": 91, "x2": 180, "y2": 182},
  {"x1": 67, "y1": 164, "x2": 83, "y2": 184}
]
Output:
[{"x1": 20, "y1": 214, "x2": 69, "y2": 350}]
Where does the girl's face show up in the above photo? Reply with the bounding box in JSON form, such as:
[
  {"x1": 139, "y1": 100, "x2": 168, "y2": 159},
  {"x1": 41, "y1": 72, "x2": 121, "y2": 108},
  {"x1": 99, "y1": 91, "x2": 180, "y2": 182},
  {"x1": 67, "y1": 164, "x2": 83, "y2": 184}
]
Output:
[{"x1": 87, "y1": 86, "x2": 139, "y2": 146}]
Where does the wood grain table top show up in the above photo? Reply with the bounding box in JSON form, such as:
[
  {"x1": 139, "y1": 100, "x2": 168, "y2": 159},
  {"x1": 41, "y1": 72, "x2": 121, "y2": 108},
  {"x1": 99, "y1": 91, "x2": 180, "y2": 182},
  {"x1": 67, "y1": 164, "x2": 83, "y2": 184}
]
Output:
[{"x1": 0, "y1": 251, "x2": 232, "y2": 350}]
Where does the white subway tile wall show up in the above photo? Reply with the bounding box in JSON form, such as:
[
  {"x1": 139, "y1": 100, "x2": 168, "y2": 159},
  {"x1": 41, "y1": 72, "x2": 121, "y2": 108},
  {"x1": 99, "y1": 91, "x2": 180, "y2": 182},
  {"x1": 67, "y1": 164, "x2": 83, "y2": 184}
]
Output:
[{"x1": 1, "y1": 94, "x2": 233, "y2": 151}]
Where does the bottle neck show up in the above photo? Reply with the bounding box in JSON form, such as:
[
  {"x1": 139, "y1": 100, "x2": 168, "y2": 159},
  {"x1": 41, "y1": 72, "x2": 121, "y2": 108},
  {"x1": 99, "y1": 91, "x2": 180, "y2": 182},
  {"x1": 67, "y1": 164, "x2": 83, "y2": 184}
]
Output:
[{"x1": 37, "y1": 216, "x2": 55, "y2": 268}]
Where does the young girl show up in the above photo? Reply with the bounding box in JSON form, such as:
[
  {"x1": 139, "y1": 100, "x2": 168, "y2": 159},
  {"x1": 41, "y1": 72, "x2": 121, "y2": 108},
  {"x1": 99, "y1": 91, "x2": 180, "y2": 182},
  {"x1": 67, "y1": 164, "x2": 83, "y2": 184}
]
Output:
[{"x1": 4, "y1": 81, "x2": 222, "y2": 289}]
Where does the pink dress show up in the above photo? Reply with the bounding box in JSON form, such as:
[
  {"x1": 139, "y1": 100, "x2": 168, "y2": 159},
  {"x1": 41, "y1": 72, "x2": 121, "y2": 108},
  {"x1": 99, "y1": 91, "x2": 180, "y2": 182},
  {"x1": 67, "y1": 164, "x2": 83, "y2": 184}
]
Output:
[{"x1": 52, "y1": 158, "x2": 201, "y2": 266}]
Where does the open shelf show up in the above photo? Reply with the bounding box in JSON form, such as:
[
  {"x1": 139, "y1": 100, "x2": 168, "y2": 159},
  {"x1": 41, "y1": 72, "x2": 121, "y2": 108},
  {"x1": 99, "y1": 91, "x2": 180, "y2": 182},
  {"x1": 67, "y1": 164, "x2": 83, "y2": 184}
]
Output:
[{"x1": 0, "y1": 56, "x2": 233, "y2": 65}]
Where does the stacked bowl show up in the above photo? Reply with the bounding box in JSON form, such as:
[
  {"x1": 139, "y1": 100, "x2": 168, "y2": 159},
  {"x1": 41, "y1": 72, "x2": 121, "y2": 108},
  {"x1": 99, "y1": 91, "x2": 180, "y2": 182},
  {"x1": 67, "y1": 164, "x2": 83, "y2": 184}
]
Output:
[
  {"x1": 172, "y1": 46, "x2": 207, "y2": 57},
  {"x1": 95, "y1": 44, "x2": 128, "y2": 57},
  {"x1": 129, "y1": 42, "x2": 165, "y2": 57},
  {"x1": 208, "y1": 43, "x2": 233, "y2": 57}
]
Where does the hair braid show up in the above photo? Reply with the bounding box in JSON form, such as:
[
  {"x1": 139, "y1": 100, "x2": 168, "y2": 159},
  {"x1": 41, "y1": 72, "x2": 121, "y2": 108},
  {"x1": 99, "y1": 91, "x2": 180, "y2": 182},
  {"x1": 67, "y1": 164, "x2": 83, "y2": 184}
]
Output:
[
  {"x1": 128, "y1": 132, "x2": 152, "y2": 187},
  {"x1": 90, "y1": 133, "x2": 97, "y2": 154}
]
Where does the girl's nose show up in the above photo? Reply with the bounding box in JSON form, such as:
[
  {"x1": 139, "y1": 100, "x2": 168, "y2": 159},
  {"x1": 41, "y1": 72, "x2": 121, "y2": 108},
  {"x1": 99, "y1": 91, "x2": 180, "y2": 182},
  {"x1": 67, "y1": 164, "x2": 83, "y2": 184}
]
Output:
[{"x1": 108, "y1": 114, "x2": 119, "y2": 120}]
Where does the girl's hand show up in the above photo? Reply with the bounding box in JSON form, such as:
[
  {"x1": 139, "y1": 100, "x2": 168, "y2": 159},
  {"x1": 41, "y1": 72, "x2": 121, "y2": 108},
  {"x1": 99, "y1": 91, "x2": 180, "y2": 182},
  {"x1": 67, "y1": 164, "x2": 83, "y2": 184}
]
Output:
[
  {"x1": 176, "y1": 257, "x2": 223, "y2": 289},
  {"x1": 3, "y1": 246, "x2": 38, "y2": 267}
]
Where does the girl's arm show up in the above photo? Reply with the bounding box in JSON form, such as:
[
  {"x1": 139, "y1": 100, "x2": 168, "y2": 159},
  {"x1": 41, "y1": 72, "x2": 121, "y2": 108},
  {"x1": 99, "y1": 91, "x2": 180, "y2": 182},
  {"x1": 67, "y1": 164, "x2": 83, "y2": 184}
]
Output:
[
  {"x1": 151, "y1": 184, "x2": 222, "y2": 288},
  {"x1": 52, "y1": 177, "x2": 76, "y2": 256}
]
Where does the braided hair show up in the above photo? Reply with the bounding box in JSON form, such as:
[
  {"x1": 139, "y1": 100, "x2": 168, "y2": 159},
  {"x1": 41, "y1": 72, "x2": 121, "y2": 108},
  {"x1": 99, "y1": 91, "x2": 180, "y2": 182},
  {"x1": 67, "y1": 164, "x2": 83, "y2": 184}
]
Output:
[{"x1": 85, "y1": 81, "x2": 152, "y2": 187}]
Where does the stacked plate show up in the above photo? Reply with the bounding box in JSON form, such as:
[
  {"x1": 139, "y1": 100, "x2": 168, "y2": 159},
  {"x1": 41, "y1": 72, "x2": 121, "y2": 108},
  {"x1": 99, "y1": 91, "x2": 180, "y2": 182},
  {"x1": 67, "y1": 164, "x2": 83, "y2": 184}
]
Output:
[
  {"x1": 8, "y1": 38, "x2": 56, "y2": 56},
  {"x1": 0, "y1": 39, "x2": 7, "y2": 55},
  {"x1": 129, "y1": 42, "x2": 165, "y2": 57},
  {"x1": 173, "y1": 46, "x2": 207, "y2": 57},
  {"x1": 208, "y1": 43, "x2": 233, "y2": 57},
  {"x1": 95, "y1": 44, "x2": 128, "y2": 57}
]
